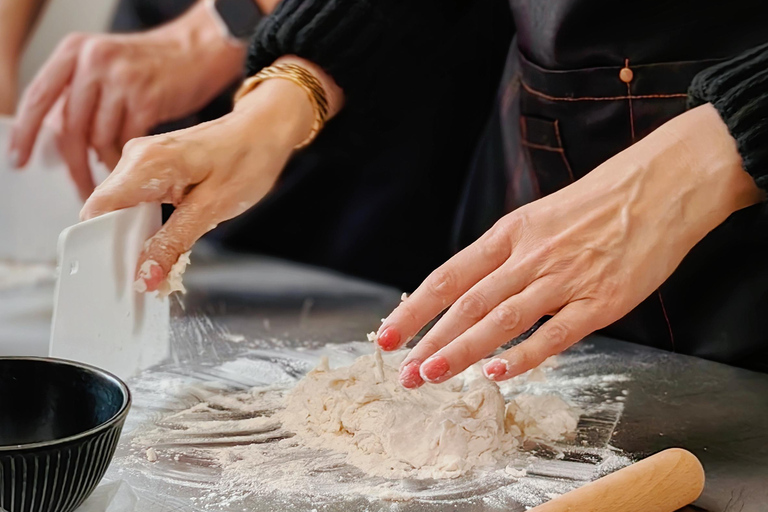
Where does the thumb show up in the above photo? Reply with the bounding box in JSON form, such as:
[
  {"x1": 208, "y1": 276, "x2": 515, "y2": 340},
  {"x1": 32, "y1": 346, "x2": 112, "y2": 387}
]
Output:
[{"x1": 134, "y1": 189, "x2": 218, "y2": 293}]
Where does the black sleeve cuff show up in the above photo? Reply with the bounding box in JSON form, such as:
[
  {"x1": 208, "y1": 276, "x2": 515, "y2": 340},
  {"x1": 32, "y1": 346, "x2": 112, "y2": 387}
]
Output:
[
  {"x1": 688, "y1": 41, "x2": 768, "y2": 191},
  {"x1": 245, "y1": 0, "x2": 395, "y2": 107}
]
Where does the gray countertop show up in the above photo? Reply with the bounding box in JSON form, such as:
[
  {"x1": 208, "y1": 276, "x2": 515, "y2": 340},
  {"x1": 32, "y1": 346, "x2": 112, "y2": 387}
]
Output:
[{"x1": 2, "y1": 251, "x2": 766, "y2": 511}]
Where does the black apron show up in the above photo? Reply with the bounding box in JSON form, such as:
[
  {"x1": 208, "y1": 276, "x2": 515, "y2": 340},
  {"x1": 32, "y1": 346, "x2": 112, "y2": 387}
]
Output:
[{"x1": 456, "y1": 0, "x2": 768, "y2": 372}]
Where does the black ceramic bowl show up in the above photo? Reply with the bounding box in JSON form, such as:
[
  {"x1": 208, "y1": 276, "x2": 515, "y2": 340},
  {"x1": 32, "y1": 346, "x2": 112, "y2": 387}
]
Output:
[{"x1": 0, "y1": 357, "x2": 130, "y2": 512}]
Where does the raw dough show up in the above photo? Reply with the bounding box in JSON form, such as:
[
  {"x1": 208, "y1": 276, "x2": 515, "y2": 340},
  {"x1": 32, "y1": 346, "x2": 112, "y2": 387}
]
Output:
[
  {"x1": 507, "y1": 394, "x2": 580, "y2": 440},
  {"x1": 157, "y1": 251, "x2": 191, "y2": 297},
  {"x1": 280, "y1": 351, "x2": 579, "y2": 479}
]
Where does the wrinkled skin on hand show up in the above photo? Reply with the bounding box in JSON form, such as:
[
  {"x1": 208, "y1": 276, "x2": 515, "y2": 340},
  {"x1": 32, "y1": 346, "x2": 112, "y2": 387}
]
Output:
[
  {"x1": 80, "y1": 54, "x2": 343, "y2": 293},
  {"x1": 377, "y1": 104, "x2": 763, "y2": 389},
  {"x1": 9, "y1": 3, "x2": 245, "y2": 199}
]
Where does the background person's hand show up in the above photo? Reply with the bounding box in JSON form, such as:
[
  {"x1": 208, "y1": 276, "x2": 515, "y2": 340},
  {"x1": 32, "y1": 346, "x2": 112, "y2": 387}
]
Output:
[
  {"x1": 8, "y1": 1, "x2": 246, "y2": 200},
  {"x1": 377, "y1": 104, "x2": 764, "y2": 389},
  {"x1": 80, "y1": 55, "x2": 344, "y2": 293},
  {"x1": 0, "y1": 69, "x2": 16, "y2": 115}
]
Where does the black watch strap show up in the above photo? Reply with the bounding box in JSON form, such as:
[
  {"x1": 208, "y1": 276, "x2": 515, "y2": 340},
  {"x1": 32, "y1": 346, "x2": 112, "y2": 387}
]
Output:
[{"x1": 212, "y1": 0, "x2": 262, "y2": 41}]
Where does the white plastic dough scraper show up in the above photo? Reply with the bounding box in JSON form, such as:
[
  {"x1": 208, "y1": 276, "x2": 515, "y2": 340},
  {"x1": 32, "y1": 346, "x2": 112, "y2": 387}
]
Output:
[{"x1": 49, "y1": 203, "x2": 170, "y2": 380}]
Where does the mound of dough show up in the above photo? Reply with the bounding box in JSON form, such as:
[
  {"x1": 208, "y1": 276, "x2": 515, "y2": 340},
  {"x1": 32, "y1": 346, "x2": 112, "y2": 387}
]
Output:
[{"x1": 280, "y1": 351, "x2": 579, "y2": 479}]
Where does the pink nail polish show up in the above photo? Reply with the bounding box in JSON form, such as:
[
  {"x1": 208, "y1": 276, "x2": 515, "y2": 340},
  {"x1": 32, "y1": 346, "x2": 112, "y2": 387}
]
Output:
[
  {"x1": 399, "y1": 360, "x2": 424, "y2": 389},
  {"x1": 483, "y1": 358, "x2": 510, "y2": 381},
  {"x1": 419, "y1": 356, "x2": 451, "y2": 383},
  {"x1": 136, "y1": 260, "x2": 164, "y2": 292},
  {"x1": 377, "y1": 327, "x2": 401, "y2": 351}
]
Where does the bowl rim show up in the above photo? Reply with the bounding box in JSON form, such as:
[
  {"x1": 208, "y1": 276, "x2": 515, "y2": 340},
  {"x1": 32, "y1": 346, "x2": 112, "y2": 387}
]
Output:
[{"x1": 0, "y1": 356, "x2": 132, "y2": 452}]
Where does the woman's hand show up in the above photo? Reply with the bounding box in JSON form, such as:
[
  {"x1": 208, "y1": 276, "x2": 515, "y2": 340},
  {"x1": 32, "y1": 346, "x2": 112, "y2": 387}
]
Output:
[
  {"x1": 80, "y1": 55, "x2": 344, "y2": 293},
  {"x1": 0, "y1": 67, "x2": 15, "y2": 115},
  {"x1": 378, "y1": 104, "x2": 763, "y2": 389},
  {"x1": 9, "y1": 1, "x2": 246, "y2": 199}
]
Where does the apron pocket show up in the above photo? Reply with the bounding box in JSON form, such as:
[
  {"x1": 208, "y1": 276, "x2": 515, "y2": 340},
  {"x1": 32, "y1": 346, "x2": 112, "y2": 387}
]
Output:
[{"x1": 520, "y1": 115, "x2": 575, "y2": 198}]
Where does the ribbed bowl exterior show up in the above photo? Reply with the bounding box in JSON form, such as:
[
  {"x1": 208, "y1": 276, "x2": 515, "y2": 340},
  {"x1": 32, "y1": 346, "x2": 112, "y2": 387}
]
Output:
[{"x1": 0, "y1": 418, "x2": 125, "y2": 512}]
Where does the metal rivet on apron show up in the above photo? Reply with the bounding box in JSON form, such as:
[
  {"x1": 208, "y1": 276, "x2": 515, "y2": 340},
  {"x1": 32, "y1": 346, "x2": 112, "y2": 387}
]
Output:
[{"x1": 619, "y1": 66, "x2": 634, "y2": 83}]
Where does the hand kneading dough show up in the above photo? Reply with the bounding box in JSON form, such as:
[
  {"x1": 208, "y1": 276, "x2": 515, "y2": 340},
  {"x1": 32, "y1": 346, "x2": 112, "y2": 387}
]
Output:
[{"x1": 280, "y1": 351, "x2": 579, "y2": 479}]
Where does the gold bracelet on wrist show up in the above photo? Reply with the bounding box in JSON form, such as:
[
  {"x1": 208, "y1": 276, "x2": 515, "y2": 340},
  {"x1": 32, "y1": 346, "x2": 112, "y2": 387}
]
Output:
[{"x1": 234, "y1": 63, "x2": 329, "y2": 149}]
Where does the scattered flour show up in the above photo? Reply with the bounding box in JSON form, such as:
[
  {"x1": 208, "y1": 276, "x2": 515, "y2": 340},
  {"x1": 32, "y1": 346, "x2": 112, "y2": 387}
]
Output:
[{"x1": 122, "y1": 341, "x2": 632, "y2": 509}]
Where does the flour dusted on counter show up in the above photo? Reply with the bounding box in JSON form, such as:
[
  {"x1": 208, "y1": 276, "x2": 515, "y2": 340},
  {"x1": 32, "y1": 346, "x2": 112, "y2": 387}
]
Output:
[{"x1": 279, "y1": 351, "x2": 580, "y2": 479}]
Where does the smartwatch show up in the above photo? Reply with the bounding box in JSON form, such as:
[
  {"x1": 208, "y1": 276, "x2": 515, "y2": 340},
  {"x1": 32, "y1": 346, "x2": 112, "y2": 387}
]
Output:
[{"x1": 206, "y1": 0, "x2": 263, "y2": 42}]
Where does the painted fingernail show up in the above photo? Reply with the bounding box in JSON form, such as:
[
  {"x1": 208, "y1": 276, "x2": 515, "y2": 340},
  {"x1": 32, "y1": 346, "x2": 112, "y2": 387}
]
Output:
[
  {"x1": 419, "y1": 356, "x2": 451, "y2": 383},
  {"x1": 483, "y1": 358, "x2": 511, "y2": 381},
  {"x1": 377, "y1": 327, "x2": 400, "y2": 351},
  {"x1": 136, "y1": 260, "x2": 164, "y2": 293},
  {"x1": 399, "y1": 360, "x2": 424, "y2": 389}
]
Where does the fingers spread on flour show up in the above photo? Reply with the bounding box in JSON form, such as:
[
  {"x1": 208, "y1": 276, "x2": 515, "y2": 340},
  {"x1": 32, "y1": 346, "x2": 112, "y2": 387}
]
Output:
[
  {"x1": 401, "y1": 258, "x2": 532, "y2": 367},
  {"x1": 482, "y1": 301, "x2": 597, "y2": 381},
  {"x1": 410, "y1": 279, "x2": 561, "y2": 386},
  {"x1": 378, "y1": 224, "x2": 514, "y2": 352}
]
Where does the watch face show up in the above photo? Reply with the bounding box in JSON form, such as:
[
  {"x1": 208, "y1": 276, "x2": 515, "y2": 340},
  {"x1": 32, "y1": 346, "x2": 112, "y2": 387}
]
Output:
[{"x1": 214, "y1": 0, "x2": 262, "y2": 40}]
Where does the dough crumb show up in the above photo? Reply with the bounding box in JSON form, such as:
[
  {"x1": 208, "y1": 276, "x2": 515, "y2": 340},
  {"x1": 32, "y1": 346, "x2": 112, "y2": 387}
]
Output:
[
  {"x1": 506, "y1": 394, "x2": 580, "y2": 440},
  {"x1": 157, "y1": 251, "x2": 191, "y2": 298},
  {"x1": 504, "y1": 465, "x2": 527, "y2": 478},
  {"x1": 222, "y1": 333, "x2": 246, "y2": 343},
  {"x1": 146, "y1": 447, "x2": 158, "y2": 462},
  {"x1": 366, "y1": 331, "x2": 378, "y2": 343},
  {"x1": 401, "y1": 292, "x2": 409, "y2": 301}
]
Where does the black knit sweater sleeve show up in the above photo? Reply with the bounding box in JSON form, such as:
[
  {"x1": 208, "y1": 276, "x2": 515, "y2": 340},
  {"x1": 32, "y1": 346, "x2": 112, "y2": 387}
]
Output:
[
  {"x1": 244, "y1": 0, "x2": 490, "y2": 119},
  {"x1": 246, "y1": 0, "x2": 393, "y2": 89},
  {"x1": 689, "y1": 41, "x2": 768, "y2": 191}
]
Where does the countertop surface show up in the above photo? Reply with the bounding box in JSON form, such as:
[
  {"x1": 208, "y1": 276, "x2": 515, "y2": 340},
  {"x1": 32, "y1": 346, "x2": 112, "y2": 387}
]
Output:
[{"x1": 1, "y1": 252, "x2": 766, "y2": 511}]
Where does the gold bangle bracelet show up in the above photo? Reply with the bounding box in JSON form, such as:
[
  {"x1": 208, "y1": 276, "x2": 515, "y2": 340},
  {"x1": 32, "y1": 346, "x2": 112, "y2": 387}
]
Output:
[{"x1": 234, "y1": 63, "x2": 330, "y2": 149}]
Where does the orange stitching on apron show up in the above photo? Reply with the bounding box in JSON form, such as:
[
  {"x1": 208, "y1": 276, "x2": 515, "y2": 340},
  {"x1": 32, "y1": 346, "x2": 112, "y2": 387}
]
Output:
[
  {"x1": 519, "y1": 118, "x2": 542, "y2": 199},
  {"x1": 521, "y1": 140, "x2": 564, "y2": 152},
  {"x1": 521, "y1": 80, "x2": 688, "y2": 102},
  {"x1": 625, "y1": 59, "x2": 636, "y2": 142},
  {"x1": 502, "y1": 76, "x2": 521, "y2": 112},
  {"x1": 657, "y1": 290, "x2": 676, "y2": 351},
  {"x1": 554, "y1": 120, "x2": 575, "y2": 182}
]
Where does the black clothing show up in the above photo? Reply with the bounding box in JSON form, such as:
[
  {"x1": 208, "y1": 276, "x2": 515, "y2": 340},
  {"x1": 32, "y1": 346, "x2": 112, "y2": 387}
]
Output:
[
  {"x1": 218, "y1": 0, "x2": 514, "y2": 290},
  {"x1": 243, "y1": 0, "x2": 768, "y2": 371}
]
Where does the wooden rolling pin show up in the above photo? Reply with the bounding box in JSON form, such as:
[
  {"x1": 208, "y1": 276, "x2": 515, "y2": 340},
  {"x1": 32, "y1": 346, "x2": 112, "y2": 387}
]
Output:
[{"x1": 529, "y1": 448, "x2": 704, "y2": 512}]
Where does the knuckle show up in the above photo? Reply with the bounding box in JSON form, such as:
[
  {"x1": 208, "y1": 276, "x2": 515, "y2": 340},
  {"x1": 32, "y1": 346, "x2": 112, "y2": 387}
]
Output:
[
  {"x1": 490, "y1": 302, "x2": 521, "y2": 332},
  {"x1": 122, "y1": 136, "x2": 150, "y2": 156},
  {"x1": 479, "y1": 231, "x2": 510, "y2": 261},
  {"x1": 80, "y1": 39, "x2": 116, "y2": 69},
  {"x1": 542, "y1": 322, "x2": 570, "y2": 348},
  {"x1": 61, "y1": 32, "x2": 88, "y2": 51},
  {"x1": 428, "y1": 267, "x2": 458, "y2": 301},
  {"x1": 457, "y1": 293, "x2": 488, "y2": 322},
  {"x1": 515, "y1": 348, "x2": 540, "y2": 372},
  {"x1": 398, "y1": 301, "x2": 419, "y2": 325},
  {"x1": 25, "y1": 80, "x2": 54, "y2": 108}
]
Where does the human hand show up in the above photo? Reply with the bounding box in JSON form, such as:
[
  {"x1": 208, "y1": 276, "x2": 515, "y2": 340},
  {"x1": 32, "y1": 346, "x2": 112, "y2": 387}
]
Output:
[
  {"x1": 377, "y1": 104, "x2": 763, "y2": 389},
  {"x1": 9, "y1": 1, "x2": 246, "y2": 200},
  {"x1": 80, "y1": 55, "x2": 344, "y2": 293},
  {"x1": 0, "y1": 69, "x2": 15, "y2": 115}
]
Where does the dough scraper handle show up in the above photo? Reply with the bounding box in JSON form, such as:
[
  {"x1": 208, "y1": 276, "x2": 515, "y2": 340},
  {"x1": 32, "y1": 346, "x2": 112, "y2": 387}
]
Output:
[{"x1": 529, "y1": 448, "x2": 705, "y2": 512}]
